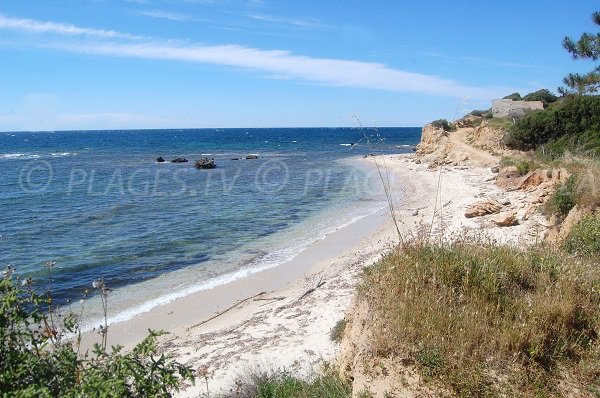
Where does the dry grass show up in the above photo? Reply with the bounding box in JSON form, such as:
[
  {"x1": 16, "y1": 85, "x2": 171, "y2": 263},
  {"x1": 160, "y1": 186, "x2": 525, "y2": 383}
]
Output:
[{"x1": 359, "y1": 242, "x2": 600, "y2": 397}]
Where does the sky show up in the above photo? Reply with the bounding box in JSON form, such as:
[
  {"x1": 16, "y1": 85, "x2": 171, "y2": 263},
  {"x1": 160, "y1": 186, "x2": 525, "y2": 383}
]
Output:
[{"x1": 0, "y1": 0, "x2": 598, "y2": 131}]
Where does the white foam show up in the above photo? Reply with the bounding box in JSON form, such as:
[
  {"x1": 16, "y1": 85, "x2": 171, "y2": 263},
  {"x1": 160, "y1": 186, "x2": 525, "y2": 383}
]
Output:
[{"x1": 79, "y1": 199, "x2": 388, "y2": 332}]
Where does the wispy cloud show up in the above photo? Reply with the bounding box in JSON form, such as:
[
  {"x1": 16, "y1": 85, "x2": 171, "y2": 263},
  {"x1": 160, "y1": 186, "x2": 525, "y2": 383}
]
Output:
[
  {"x1": 0, "y1": 13, "x2": 143, "y2": 40},
  {"x1": 248, "y1": 13, "x2": 326, "y2": 29},
  {"x1": 131, "y1": 9, "x2": 203, "y2": 22},
  {"x1": 421, "y1": 51, "x2": 557, "y2": 72},
  {"x1": 0, "y1": 14, "x2": 509, "y2": 99}
]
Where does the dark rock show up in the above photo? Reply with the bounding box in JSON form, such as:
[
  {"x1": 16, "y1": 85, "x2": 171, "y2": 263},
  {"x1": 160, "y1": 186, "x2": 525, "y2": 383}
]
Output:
[
  {"x1": 195, "y1": 158, "x2": 216, "y2": 169},
  {"x1": 171, "y1": 157, "x2": 188, "y2": 163},
  {"x1": 246, "y1": 155, "x2": 259, "y2": 160},
  {"x1": 491, "y1": 166, "x2": 500, "y2": 173},
  {"x1": 231, "y1": 158, "x2": 239, "y2": 161},
  {"x1": 156, "y1": 156, "x2": 165, "y2": 163}
]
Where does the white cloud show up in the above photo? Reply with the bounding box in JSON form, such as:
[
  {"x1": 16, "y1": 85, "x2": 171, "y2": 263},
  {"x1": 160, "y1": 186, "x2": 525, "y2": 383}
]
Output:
[
  {"x1": 248, "y1": 14, "x2": 326, "y2": 29},
  {"x1": 132, "y1": 10, "x2": 202, "y2": 22},
  {"x1": 0, "y1": 13, "x2": 143, "y2": 40},
  {"x1": 0, "y1": 14, "x2": 509, "y2": 99}
]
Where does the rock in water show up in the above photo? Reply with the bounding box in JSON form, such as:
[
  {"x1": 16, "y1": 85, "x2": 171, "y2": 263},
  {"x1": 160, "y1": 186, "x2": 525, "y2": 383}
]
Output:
[
  {"x1": 195, "y1": 158, "x2": 216, "y2": 169},
  {"x1": 246, "y1": 155, "x2": 259, "y2": 160},
  {"x1": 171, "y1": 157, "x2": 188, "y2": 163},
  {"x1": 156, "y1": 156, "x2": 165, "y2": 163}
]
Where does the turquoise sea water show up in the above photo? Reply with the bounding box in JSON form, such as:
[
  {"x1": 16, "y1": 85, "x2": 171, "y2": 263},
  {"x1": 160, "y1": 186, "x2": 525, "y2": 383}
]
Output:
[{"x1": 0, "y1": 127, "x2": 420, "y2": 322}]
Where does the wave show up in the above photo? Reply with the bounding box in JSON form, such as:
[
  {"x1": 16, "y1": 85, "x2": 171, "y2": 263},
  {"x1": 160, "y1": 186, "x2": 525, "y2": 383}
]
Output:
[
  {"x1": 79, "y1": 200, "x2": 388, "y2": 332},
  {"x1": 0, "y1": 152, "x2": 77, "y2": 160}
]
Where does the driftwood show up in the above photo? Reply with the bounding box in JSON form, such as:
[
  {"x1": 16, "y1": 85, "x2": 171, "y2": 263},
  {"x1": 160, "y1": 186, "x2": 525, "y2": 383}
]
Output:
[
  {"x1": 187, "y1": 291, "x2": 266, "y2": 331},
  {"x1": 256, "y1": 297, "x2": 287, "y2": 307},
  {"x1": 297, "y1": 277, "x2": 326, "y2": 301}
]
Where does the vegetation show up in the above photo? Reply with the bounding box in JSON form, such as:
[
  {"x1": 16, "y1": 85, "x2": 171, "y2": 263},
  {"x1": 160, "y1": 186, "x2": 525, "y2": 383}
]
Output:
[
  {"x1": 503, "y1": 92, "x2": 522, "y2": 101},
  {"x1": 0, "y1": 267, "x2": 194, "y2": 397},
  {"x1": 522, "y1": 88, "x2": 559, "y2": 107},
  {"x1": 359, "y1": 243, "x2": 600, "y2": 397},
  {"x1": 560, "y1": 11, "x2": 600, "y2": 94},
  {"x1": 330, "y1": 319, "x2": 347, "y2": 343},
  {"x1": 499, "y1": 156, "x2": 538, "y2": 175},
  {"x1": 545, "y1": 175, "x2": 578, "y2": 217},
  {"x1": 431, "y1": 119, "x2": 457, "y2": 132},
  {"x1": 219, "y1": 369, "x2": 351, "y2": 398},
  {"x1": 504, "y1": 95, "x2": 600, "y2": 156},
  {"x1": 564, "y1": 215, "x2": 600, "y2": 256}
]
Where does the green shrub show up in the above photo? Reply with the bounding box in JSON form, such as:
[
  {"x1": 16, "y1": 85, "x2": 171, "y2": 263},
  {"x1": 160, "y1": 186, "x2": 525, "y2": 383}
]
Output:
[
  {"x1": 499, "y1": 156, "x2": 537, "y2": 175},
  {"x1": 330, "y1": 318, "x2": 347, "y2": 343},
  {"x1": 563, "y1": 216, "x2": 600, "y2": 256},
  {"x1": 546, "y1": 175, "x2": 578, "y2": 216},
  {"x1": 431, "y1": 119, "x2": 457, "y2": 132},
  {"x1": 223, "y1": 369, "x2": 351, "y2": 398},
  {"x1": 505, "y1": 95, "x2": 600, "y2": 155},
  {"x1": 522, "y1": 89, "x2": 559, "y2": 107},
  {"x1": 0, "y1": 269, "x2": 194, "y2": 397},
  {"x1": 503, "y1": 92, "x2": 522, "y2": 101}
]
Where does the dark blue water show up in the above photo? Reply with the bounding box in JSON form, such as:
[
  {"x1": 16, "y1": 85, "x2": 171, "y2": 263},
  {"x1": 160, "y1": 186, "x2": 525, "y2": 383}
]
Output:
[{"x1": 0, "y1": 127, "x2": 420, "y2": 312}]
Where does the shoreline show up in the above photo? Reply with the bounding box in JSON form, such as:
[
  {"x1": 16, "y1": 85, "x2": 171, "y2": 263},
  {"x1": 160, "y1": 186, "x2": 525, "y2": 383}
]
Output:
[{"x1": 78, "y1": 151, "x2": 549, "y2": 395}]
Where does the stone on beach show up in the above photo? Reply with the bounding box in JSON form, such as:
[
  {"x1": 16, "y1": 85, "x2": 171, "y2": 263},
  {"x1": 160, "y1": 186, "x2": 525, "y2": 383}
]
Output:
[
  {"x1": 491, "y1": 211, "x2": 519, "y2": 227},
  {"x1": 464, "y1": 198, "x2": 503, "y2": 218}
]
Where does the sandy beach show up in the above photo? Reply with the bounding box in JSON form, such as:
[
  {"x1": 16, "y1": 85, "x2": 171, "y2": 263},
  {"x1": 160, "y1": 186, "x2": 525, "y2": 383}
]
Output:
[{"x1": 76, "y1": 145, "x2": 550, "y2": 396}]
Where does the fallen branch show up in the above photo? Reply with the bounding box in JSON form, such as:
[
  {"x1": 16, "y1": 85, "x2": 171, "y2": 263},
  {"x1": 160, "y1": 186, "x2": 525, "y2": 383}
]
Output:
[
  {"x1": 187, "y1": 291, "x2": 266, "y2": 331},
  {"x1": 297, "y1": 277, "x2": 326, "y2": 301}
]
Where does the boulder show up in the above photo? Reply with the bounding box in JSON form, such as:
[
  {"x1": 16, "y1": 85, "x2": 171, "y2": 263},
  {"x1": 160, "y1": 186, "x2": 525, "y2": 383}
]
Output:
[
  {"x1": 246, "y1": 155, "x2": 259, "y2": 160},
  {"x1": 171, "y1": 157, "x2": 188, "y2": 163},
  {"x1": 464, "y1": 198, "x2": 503, "y2": 218},
  {"x1": 156, "y1": 156, "x2": 165, "y2": 163},
  {"x1": 195, "y1": 158, "x2": 216, "y2": 169},
  {"x1": 491, "y1": 166, "x2": 499, "y2": 173},
  {"x1": 491, "y1": 211, "x2": 518, "y2": 227}
]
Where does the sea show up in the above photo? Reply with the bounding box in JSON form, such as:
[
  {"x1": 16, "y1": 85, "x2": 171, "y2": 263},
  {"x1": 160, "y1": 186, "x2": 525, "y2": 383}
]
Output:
[{"x1": 0, "y1": 127, "x2": 420, "y2": 326}]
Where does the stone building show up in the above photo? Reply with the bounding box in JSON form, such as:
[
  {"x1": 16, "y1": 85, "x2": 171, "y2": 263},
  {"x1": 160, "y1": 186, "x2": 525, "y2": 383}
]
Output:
[{"x1": 492, "y1": 99, "x2": 544, "y2": 118}]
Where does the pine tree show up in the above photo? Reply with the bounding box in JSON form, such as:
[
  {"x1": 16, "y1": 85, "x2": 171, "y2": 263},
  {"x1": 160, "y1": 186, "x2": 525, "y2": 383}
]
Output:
[{"x1": 560, "y1": 11, "x2": 600, "y2": 94}]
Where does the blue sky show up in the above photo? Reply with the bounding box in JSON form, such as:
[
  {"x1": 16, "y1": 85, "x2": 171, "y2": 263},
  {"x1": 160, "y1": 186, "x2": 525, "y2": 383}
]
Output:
[{"x1": 0, "y1": 0, "x2": 598, "y2": 131}]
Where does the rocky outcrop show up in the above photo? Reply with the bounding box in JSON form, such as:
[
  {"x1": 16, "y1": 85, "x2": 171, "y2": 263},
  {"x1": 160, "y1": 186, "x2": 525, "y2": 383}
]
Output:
[
  {"x1": 245, "y1": 155, "x2": 259, "y2": 160},
  {"x1": 171, "y1": 157, "x2": 188, "y2": 163},
  {"x1": 156, "y1": 156, "x2": 165, "y2": 163},
  {"x1": 471, "y1": 121, "x2": 506, "y2": 152},
  {"x1": 464, "y1": 198, "x2": 503, "y2": 218},
  {"x1": 194, "y1": 158, "x2": 216, "y2": 169},
  {"x1": 415, "y1": 124, "x2": 448, "y2": 156}
]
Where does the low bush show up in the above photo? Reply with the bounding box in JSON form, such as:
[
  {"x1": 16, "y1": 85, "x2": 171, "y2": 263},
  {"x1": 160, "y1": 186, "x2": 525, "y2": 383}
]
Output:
[
  {"x1": 430, "y1": 119, "x2": 457, "y2": 132},
  {"x1": 330, "y1": 318, "x2": 347, "y2": 343},
  {"x1": 0, "y1": 268, "x2": 194, "y2": 397},
  {"x1": 545, "y1": 175, "x2": 578, "y2": 216},
  {"x1": 222, "y1": 368, "x2": 351, "y2": 398},
  {"x1": 360, "y1": 243, "x2": 600, "y2": 396},
  {"x1": 499, "y1": 156, "x2": 537, "y2": 175},
  {"x1": 563, "y1": 215, "x2": 600, "y2": 256}
]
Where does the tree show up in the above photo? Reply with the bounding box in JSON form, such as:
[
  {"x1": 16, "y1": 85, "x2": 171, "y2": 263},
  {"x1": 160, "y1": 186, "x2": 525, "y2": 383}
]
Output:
[
  {"x1": 560, "y1": 11, "x2": 600, "y2": 94},
  {"x1": 502, "y1": 92, "x2": 522, "y2": 101},
  {"x1": 522, "y1": 89, "x2": 558, "y2": 107}
]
